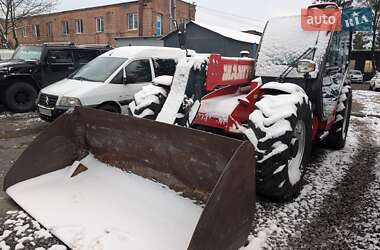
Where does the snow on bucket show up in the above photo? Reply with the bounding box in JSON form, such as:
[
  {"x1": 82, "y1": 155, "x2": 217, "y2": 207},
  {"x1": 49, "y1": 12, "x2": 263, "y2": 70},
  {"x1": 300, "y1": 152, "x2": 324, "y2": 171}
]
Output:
[{"x1": 4, "y1": 107, "x2": 256, "y2": 250}]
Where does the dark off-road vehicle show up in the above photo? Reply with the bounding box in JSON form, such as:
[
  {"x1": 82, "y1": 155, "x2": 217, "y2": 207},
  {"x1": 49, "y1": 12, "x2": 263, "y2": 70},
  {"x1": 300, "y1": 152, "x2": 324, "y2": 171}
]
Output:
[{"x1": 0, "y1": 43, "x2": 110, "y2": 112}]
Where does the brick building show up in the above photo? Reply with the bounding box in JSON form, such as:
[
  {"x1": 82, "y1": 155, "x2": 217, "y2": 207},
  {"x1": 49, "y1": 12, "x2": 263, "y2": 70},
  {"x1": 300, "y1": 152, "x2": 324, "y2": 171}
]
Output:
[{"x1": 12, "y1": 0, "x2": 195, "y2": 47}]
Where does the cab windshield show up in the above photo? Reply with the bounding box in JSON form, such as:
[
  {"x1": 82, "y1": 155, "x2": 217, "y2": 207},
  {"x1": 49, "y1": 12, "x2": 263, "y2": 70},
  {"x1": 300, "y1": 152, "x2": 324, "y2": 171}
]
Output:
[
  {"x1": 70, "y1": 57, "x2": 126, "y2": 82},
  {"x1": 12, "y1": 46, "x2": 42, "y2": 61}
]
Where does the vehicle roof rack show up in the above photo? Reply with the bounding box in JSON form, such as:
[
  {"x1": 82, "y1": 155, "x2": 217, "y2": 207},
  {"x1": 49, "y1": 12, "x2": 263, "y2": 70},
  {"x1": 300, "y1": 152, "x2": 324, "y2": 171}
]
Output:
[{"x1": 43, "y1": 42, "x2": 75, "y2": 46}]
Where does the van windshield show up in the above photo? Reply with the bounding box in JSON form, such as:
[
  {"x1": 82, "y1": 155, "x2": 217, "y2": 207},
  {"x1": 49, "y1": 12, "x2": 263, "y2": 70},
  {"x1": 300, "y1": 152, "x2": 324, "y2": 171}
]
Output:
[{"x1": 71, "y1": 57, "x2": 126, "y2": 82}]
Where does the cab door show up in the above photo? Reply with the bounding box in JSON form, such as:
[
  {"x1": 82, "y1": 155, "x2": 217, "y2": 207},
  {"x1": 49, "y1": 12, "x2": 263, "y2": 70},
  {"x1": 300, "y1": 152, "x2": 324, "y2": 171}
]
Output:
[
  {"x1": 322, "y1": 32, "x2": 350, "y2": 119},
  {"x1": 108, "y1": 59, "x2": 154, "y2": 112}
]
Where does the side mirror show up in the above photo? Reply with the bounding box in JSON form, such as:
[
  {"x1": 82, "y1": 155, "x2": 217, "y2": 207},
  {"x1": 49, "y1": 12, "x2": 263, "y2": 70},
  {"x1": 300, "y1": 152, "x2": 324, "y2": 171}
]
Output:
[{"x1": 297, "y1": 59, "x2": 317, "y2": 74}]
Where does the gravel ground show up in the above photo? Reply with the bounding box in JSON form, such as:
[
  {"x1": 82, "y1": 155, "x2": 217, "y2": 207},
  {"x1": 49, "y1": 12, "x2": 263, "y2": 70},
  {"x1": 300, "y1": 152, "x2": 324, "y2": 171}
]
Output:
[{"x1": 0, "y1": 88, "x2": 379, "y2": 249}]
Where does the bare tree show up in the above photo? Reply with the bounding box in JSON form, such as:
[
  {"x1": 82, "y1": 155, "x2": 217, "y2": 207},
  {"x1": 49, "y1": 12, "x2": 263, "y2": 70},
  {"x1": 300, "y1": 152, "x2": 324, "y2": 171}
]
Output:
[{"x1": 0, "y1": 0, "x2": 57, "y2": 48}]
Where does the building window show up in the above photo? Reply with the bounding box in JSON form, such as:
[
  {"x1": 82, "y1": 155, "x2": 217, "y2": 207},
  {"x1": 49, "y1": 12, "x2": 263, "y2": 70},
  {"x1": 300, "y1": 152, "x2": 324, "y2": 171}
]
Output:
[
  {"x1": 62, "y1": 21, "x2": 69, "y2": 35},
  {"x1": 21, "y1": 27, "x2": 27, "y2": 37},
  {"x1": 155, "y1": 14, "x2": 162, "y2": 36},
  {"x1": 47, "y1": 22, "x2": 53, "y2": 37},
  {"x1": 32, "y1": 24, "x2": 40, "y2": 38},
  {"x1": 96, "y1": 17, "x2": 104, "y2": 33},
  {"x1": 75, "y1": 19, "x2": 84, "y2": 34},
  {"x1": 128, "y1": 13, "x2": 138, "y2": 31},
  {"x1": 364, "y1": 60, "x2": 373, "y2": 73}
]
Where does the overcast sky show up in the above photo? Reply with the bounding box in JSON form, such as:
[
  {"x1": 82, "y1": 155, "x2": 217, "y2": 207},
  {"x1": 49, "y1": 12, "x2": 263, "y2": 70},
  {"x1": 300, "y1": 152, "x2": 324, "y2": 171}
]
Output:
[{"x1": 57, "y1": 0, "x2": 312, "y2": 31}]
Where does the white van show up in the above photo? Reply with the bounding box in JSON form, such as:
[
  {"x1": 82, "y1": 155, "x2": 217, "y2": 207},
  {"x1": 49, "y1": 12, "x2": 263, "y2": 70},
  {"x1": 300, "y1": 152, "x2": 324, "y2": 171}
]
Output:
[{"x1": 36, "y1": 46, "x2": 189, "y2": 121}]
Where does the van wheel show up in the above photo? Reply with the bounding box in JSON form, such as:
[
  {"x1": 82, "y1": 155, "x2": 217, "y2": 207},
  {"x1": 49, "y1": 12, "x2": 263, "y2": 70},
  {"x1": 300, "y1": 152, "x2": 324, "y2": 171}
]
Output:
[
  {"x1": 243, "y1": 87, "x2": 312, "y2": 200},
  {"x1": 4, "y1": 82, "x2": 37, "y2": 113},
  {"x1": 98, "y1": 103, "x2": 120, "y2": 113}
]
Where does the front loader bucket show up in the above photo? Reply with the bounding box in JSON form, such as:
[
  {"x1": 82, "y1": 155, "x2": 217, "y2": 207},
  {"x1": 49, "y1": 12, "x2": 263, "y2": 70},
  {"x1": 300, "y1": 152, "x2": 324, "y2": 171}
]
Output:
[{"x1": 4, "y1": 107, "x2": 255, "y2": 250}]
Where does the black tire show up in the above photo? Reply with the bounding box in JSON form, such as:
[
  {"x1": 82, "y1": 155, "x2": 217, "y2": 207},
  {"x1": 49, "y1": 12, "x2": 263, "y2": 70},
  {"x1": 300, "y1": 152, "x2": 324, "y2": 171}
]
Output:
[
  {"x1": 321, "y1": 85, "x2": 352, "y2": 149},
  {"x1": 245, "y1": 91, "x2": 312, "y2": 200},
  {"x1": 4, "y1": 82, "x2": 37, "y2": 113},
  {"x1": 369, "y1": 84, "x2": 373, "y2": 90},
  {"x1": 97, "y1": 103, "x2": 120, "y2": 113},
  {"x1": 129, "y1": 84, "x2": 169, "y2": 120}
]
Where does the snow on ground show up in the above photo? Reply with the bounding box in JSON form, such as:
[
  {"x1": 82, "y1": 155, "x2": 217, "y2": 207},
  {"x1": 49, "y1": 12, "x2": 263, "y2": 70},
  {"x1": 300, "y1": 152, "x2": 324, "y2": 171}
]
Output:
[
  {"x1": 0, "y1": 210, "x2": 65, "y2": 249},
  {"x1": 6, "y1": 154, "x2": 203, "y2": 250},
  {"x1": 352, "y1": 90, "x2": 380, "y2": 116},
  {"x1": 0, "y1": 112, "x2": 39, "y2": 120},
  {"x1": 342, "y1": 116, "x2": 380, "y2": 249},
  {"x1": 242, "y1": 123, "x2": 359, "y2": 249}
]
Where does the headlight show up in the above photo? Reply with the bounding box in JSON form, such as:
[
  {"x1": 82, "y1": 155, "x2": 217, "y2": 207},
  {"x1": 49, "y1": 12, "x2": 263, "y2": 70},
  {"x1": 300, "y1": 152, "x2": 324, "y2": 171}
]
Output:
[{"x1": 60, "y1": 97, "x2": 82, "y2": 107}]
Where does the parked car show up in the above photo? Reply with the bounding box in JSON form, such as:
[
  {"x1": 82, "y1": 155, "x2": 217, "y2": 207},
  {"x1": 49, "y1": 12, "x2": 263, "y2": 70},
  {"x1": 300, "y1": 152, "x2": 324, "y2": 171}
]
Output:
[
  {"x1": 369, "y1": 72, "x2": 380, "y2": 91},
  {"x1": 36, "y1": 46, "x2": 191, "y2": 121},
  {"x1": 0, "y1": 43, "x2": 111, "y2": 112},
  {"x1": 0, "y1": 49, "x2": 14, "y2": 61},
  {"x1": 349, "y1": 70, "x2": 363, "y2": 83}
]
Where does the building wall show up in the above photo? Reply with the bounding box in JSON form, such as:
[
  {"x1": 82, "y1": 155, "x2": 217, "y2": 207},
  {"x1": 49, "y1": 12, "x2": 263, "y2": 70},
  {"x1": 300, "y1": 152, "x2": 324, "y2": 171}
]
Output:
[
  {"x1": 11, "y1": 0, "x2": 195, "y2": 47},
  {"x1": 163, "y1": 23, "x2": 257, "y2": 58}
]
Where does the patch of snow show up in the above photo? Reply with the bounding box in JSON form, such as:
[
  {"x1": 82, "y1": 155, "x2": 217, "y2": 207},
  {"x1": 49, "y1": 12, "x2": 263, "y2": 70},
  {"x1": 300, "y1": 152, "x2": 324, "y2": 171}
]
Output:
[
  {"x1": 0, "y1": 241, "x2": 10, "y2": 250},
  {"x1": 273, "y1": 164, "x2": 286, "y2": 175},
  {"x1": 0, "y1": 230, "x2": 11, "y2": 241},
  {"x1": 156, "y1": 57, "x2": 196, "y2": 124},
  {"x1": 129, "y1": 84, "x2": 167, "y2": 116},
  {"x1": 14, "y1": 224, "x2": 29, "y2": 235},
  {"x1": 198, "y1": 92, "x2": 243, "y2": 123},
  {"x1": 241, "y1": 223, "x2": 279, "y2": 250},
  {"x1": 353, "y1": 90, "x2": 380, "y2": 116},
  {"x1": 34, "y1": 229, "x2": 52, "y2": 239},
  {"x1": 257, "y1": 142, "x2": 288, "y2": 164},
  {"x1": 6, "y1": 154, "x2": 203, "y2": 250},
  {"x1": 47, "y1": 245, "x2": 67, "y2": 250},
  {"x1": 100, "y1": 46, "x2": 192, "y2": 61},
  {"x1": 193, "y1": 21, "x2": 261, "y2": 44},
  {"x1": 152, "y1": 75, "x2": 173, "y2": 87}
]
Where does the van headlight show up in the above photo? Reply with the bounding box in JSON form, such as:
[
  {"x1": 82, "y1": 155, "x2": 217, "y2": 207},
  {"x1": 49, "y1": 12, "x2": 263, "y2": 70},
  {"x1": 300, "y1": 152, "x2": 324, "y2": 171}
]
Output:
[{"x1": 60, "y1": 97, "x2": 82, "y2": 107}]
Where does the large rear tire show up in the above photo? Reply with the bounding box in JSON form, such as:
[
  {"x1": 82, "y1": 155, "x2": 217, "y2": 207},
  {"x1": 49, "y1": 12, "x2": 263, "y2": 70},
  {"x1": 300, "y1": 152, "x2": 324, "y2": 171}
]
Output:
[
  {"x1": 244, "y1": 88, "x2": 312, "y2": 200},
  {"x1": 321, "y1": 85, "x2": 352, "y2": 149},
  {"x1": 129, "y1": 84, "x2": 169, "y2": 119},
  {"x1": 4, "y1": 82, "x2": 37, "y2": 113}
]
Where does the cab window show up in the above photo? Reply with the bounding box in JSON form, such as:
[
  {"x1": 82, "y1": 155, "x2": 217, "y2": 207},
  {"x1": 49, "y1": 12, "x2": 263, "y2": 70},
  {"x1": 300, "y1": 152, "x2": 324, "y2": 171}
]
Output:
[
  {"x1": 126, "y1": 59, "x2": 152, "y2": 83},
  {"x1": 47, "y1": 50, "x2": 74, "y2": 64},
  {"x1": 153, "y1": 58, "x2": 176, "y2": 77},
  {"x1": 74, "y1": 49, "x2": 99, "y2": 65},
  {"x1": 111, "y1": 59, "x2": 152, "y2": 84}
]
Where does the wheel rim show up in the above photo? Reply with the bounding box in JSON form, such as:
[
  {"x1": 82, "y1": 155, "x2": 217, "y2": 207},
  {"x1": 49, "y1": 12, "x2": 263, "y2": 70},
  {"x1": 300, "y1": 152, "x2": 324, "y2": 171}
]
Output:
[
  {"x1": 15, "y1": 90, "x2": 31, "y2": 105},
  {"x1": 288, "y1": 119, "x2": 306, "y2": 186}
]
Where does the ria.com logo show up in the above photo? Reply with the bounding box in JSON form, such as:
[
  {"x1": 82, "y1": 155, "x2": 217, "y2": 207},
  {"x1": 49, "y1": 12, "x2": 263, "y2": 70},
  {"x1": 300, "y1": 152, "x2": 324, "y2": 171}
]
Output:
[{"x1": 301, "y1": 7, "x2": 373, "y2": 32}]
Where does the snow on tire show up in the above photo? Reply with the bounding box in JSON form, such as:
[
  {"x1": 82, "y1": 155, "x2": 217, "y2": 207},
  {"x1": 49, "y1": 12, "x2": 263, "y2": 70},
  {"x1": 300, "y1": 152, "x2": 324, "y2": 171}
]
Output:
[
  {"x1": 129, "y1": 84, "x2": 169, "y2": 120},
  {"x1": 321, "y1": 85, "x2": 352, "y2": 149},
  {"x1": 244, "y1": 88, "x2": 312, "y2": 200}
]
